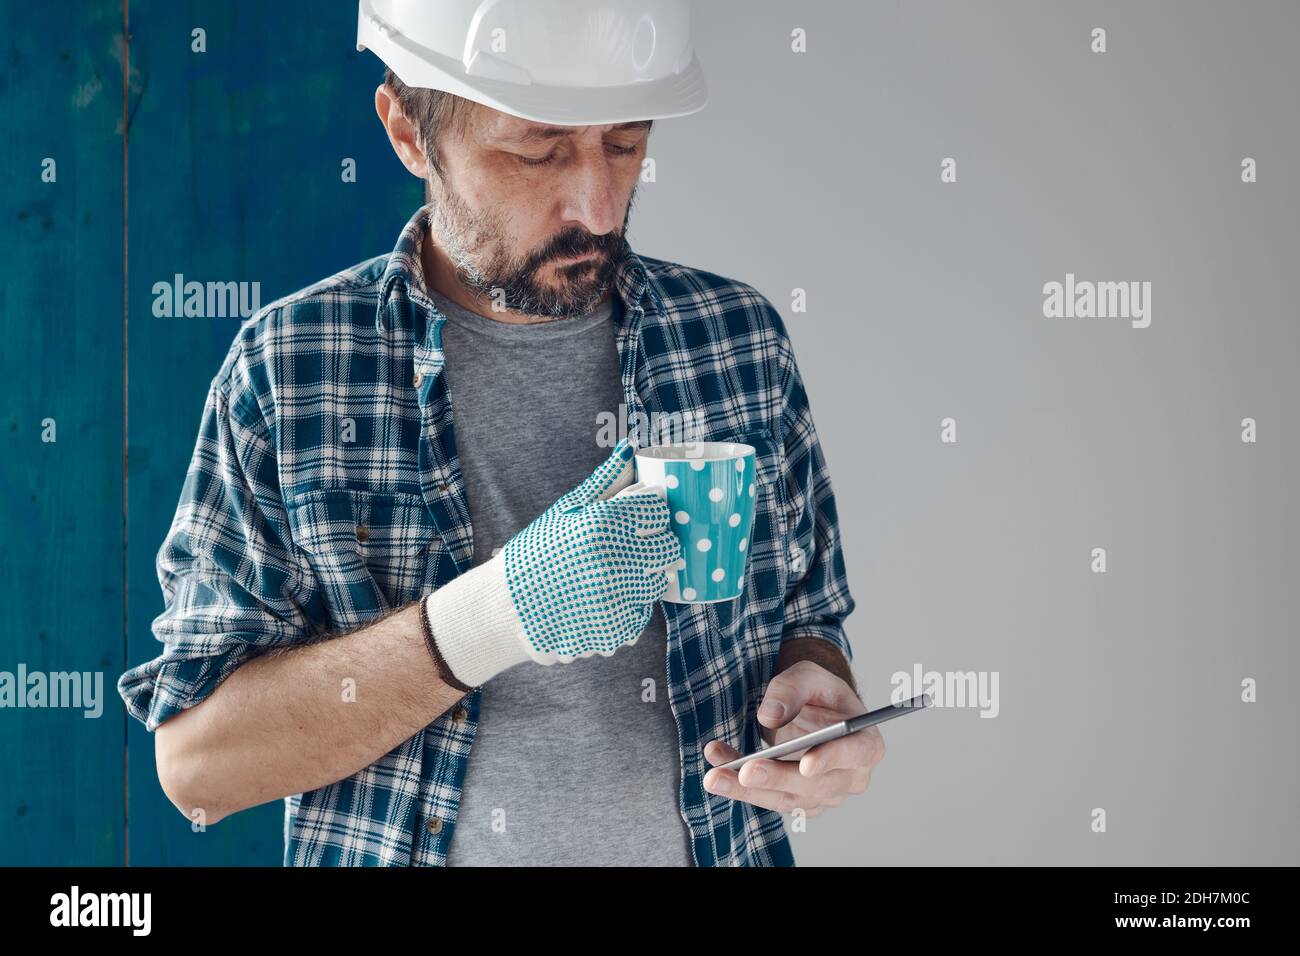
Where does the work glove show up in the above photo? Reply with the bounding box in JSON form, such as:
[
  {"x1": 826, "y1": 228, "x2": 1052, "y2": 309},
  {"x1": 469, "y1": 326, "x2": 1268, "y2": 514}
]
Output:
[{"x1": 420, "y1": 437, "x2": 681, "y2": 690}]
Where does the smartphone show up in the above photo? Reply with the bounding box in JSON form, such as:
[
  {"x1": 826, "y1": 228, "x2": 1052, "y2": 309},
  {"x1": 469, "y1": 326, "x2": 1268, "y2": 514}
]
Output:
[{"x1": 715, "y1": 693, "x2": 933, "y2": 772}]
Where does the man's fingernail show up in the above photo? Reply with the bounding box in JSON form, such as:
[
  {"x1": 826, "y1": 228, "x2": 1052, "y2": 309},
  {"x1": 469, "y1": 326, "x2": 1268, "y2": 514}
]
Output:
[
  {"x1": 709, "y1": 775, "x2": 730, "y2": 795},
  {"x1": 759, "y1": 701, "x2": 785, "y2": 721},
  {"x1": 747, "y1": 765, "x2": 768, "y2": 786}
]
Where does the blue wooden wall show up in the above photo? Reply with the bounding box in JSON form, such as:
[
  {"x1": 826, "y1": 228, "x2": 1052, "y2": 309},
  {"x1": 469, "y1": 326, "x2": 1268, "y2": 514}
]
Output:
[{"x1": 2, "y1": 0, "x2": 419, "y2": 865}]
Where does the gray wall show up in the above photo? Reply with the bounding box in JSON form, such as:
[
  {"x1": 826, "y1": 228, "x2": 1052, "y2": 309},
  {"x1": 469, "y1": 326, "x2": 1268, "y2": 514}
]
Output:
[{"x1": 631, "y1": 0, "x2": 1299, "y2": 864}]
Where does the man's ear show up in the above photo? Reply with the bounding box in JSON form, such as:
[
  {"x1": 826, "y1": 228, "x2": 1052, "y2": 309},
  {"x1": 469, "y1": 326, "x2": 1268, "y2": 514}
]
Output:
[{"x1": 374, "y1": 84, "x2": 430, "y2": 181}]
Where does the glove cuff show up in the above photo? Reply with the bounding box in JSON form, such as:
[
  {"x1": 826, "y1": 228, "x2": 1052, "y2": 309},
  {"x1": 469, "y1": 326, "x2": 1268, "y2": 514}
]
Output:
[{"x1": 421, "y1": 550, "x2": 531, "y2": 689}]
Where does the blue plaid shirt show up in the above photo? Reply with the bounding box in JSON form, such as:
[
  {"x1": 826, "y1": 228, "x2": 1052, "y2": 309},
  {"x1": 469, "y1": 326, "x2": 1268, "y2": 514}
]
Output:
[{"x1": 118, "y1": 204, "x2": 856, "y2": 866}]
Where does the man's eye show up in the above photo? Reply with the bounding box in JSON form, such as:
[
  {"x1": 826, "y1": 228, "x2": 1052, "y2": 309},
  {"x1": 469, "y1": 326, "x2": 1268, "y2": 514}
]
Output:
[{"x1": 517, "y1": 143, "x2": 638, "y2": 166}]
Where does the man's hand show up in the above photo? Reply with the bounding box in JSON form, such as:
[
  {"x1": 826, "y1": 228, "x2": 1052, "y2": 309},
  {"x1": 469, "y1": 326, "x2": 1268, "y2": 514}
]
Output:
[
  {"x1": 424, "y1": 437, "x2": 680, "y2": 688},
  {"x1": 702, "y1": 660, "x2": 884, "y2": 816}
]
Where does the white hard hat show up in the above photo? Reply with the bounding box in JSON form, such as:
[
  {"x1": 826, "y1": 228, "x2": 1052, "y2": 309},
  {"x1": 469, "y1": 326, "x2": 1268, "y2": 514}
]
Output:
[{"x1": 356, "y1": 0, "x2": 708, "y2": 126}]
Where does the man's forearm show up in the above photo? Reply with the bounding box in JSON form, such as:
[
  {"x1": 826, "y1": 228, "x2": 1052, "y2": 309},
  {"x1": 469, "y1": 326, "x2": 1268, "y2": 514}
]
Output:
[
  {"x1": 154, "y1": 601, "x2": 465, "y2": 824},
  {"x1": 777, "y1": 635, "x2": 856, "y2": 693}
]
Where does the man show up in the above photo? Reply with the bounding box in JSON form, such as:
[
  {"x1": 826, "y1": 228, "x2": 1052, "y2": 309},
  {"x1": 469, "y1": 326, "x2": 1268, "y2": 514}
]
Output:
[{"x1": 118, "y1": 0, "x2": 883, "y2": 866}]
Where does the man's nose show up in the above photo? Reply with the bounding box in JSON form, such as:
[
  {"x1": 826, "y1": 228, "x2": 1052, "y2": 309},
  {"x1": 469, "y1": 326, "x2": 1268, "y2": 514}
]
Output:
[{"x1": 557, "y1": 147, "x2": 624, "y2": 235}]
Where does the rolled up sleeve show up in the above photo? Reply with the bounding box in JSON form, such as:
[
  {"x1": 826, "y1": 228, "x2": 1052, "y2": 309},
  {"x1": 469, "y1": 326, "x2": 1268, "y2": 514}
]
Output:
[
  {"x1": 118, "y1": 377, "x2": 316, "y2": 732},
  {"x1": 775, "y1": 328, "x2": 856, "y2": 665}
]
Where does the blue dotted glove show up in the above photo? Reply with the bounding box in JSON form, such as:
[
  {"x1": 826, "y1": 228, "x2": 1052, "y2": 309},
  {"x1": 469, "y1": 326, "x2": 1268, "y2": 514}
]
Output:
[{"x1": 423, "y1": 437, "x2": 681, "y2": 687}]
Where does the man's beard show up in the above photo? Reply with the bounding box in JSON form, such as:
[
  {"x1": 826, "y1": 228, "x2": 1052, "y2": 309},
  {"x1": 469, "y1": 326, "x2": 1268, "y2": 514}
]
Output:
[{"x1": 427, "y1": 180, "x2": 635, "y2": 319}]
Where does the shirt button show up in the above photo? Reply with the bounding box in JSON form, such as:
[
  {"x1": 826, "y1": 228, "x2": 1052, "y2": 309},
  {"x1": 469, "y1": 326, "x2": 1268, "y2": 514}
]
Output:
[
  {"x1": 437, "y1": 482, "x2": 450, "y2": 493},
  {"x1": 355, "y1": 525, "x2": 370, "y2": 543},
  {"x1": 451, "y1": 706, "x2": 468, "y2": 724},
  {"x1": 425, "y1": 817, "x2": 443, "y2": 834},
  {"x1": 413, "y1": 371, "x2": 424, "y2": 388}
]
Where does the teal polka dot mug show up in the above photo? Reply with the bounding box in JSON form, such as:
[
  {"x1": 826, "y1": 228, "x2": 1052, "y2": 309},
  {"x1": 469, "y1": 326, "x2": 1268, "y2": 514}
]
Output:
[{"x1": 634, "y1": 442, "x2": 758, "y2": 603}]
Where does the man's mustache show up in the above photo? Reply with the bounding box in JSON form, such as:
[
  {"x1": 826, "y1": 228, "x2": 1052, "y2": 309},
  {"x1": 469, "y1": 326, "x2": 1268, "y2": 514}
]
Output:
[{"x1": 529, "y1": 229, "x2": 624, "y2": 269}]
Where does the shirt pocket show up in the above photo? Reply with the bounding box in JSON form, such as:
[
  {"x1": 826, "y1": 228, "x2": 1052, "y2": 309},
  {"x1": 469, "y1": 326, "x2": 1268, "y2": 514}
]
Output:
[{"x1": 286, "y1": 488, "x2": 439, "y2": 633}]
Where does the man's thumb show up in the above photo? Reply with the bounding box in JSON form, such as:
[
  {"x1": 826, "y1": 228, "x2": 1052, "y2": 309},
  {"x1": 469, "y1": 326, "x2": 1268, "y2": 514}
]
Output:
[{"x1": 566, "y1": 437, "x2": 636, "y2": 508}]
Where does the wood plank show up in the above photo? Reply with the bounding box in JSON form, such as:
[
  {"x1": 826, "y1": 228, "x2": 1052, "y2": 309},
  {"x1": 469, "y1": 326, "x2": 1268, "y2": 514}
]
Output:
[{"x1": 0, "y1": 0, "x2": 125, "y2": 866}]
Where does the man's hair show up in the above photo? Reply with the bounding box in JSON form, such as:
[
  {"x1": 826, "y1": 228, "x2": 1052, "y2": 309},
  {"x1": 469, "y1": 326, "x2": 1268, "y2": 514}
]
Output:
[{"x1": 383, "y1": 68, "x2": 471, "y2": 199}]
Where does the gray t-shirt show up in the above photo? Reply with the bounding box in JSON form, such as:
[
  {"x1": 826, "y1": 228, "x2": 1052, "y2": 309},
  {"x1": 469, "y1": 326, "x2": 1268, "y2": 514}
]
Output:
[{"x1": 433, "y1": 288, "x2": 694, "y2": 867}]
